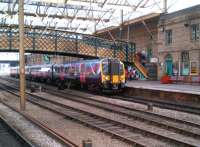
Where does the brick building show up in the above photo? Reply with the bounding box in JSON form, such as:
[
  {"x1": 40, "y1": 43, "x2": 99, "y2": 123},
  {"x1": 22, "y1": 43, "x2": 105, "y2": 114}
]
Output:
[
  {"x1": 96, "y1": 13, "x2": 160, "y2": 63},
  {"x1": 157, "y1": 5, "x2": 200, "y2": 78},
  {"x1": 95, "y1": 13, "x2": 160, "y2": 80}
]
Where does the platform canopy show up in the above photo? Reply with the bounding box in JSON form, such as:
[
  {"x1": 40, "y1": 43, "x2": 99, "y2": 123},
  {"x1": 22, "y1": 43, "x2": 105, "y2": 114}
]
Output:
[{"x1": 0, "y1": 0, "x2": 165, "y2": 34}]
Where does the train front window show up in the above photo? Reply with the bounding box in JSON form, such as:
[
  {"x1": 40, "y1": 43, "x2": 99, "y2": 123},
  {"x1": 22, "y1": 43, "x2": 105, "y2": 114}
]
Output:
[
  {"x1": 102, "y1": 62, "x2": 109, "y2": 75},
  {"x1": 110, "y1": 61, "x2": 119, "y2": 75},
  {"x1": 102, "y1": 59, "x2": 123, "y2": 75}
]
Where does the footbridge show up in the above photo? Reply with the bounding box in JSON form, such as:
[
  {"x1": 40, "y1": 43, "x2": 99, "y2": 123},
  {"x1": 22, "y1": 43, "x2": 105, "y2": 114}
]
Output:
[{"x1": 0, "y1": 25, "x2": 135, "y2": 63}]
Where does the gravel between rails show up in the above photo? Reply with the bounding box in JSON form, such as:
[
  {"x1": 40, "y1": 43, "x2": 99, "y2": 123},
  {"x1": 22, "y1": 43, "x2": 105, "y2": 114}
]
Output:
[
  {"x1": 4, "y1": 76, "x2": 200, "y2": 126},
  {"x1": 1, "y1": 83, "x2": 191, "y2": 146},
  {"x1": 1, "y1": 77, "x2": 200, "y2": 146},
  {"x1": 31, "y1": 92, "x2": 200, "y2": 146},
  {"x1": 0, "y1": 90, "x2": 133, "y2": 147},
  {"x1": 0, "y1": 102, "x2": 65, "y2": 147},
  {"x1": 60, "y1": 88, "x2": 200, "y2": 126}
]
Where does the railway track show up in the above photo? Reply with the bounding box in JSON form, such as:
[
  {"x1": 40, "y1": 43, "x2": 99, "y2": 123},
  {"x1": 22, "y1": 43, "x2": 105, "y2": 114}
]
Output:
[
  {"x1": 112, "y1": 94, "x2": 200, "y2": 115},
  {"x1": 0, "y1": 116, "x2": 33, "y2": 147},
  {"x1": 45, "y1": 88, "x2": 200, "y2": 131},
  {"x1": 0, "y1": 81, "x2": 78, "y2": 147},
  {"x1": 2, "y1": 76, "x2": 200, "y2": 115},
  {"x1": 1, "y1": 101, "x2": 78, "y2": 147},
  {"x1": 1, "y1": 81, "x2": 200, "y2": 146}
]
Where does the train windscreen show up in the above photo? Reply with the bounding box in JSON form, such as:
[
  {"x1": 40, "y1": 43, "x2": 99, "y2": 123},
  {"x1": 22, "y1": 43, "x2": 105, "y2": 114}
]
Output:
[
  {"x1": 110, "y1": 61, "x2": 120, "y2": 75},
  {"x1": 102, "y1": 59, "x2": 123, "y2": 75}
]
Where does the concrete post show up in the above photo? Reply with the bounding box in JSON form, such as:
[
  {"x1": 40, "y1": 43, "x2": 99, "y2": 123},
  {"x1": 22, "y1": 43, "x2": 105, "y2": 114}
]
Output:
[
  {"x1": 163, "y1": 0, "x2": 167, "y2": 13},
  {"x1": 147, "y1": 103, "x2": 153, "y2": 111},
  {"x1": 19, "y1": 0, "x2": 26, "y2": 111}
]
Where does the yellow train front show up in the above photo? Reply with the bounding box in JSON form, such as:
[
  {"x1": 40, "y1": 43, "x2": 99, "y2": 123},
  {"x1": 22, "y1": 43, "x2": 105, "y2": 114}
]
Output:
[{"x1": 100, "y1": 58, "x2": 126, "y2": 91}]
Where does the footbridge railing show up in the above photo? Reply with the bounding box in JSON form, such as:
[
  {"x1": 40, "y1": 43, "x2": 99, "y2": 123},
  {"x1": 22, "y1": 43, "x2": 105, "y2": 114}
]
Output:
[{"x1": 0, "y1": 25, "x2": 135, "y2": 62}]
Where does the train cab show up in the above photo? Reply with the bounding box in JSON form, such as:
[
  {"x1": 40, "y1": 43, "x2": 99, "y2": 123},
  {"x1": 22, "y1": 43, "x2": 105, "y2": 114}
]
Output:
[{"x1": 100, "y1": 58, "x2": 125, "y2": 90}]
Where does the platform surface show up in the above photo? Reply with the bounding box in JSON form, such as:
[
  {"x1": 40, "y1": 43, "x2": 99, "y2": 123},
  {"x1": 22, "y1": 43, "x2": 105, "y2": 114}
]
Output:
[{"x1": 126, "y1": 80, "x2": 200, "y2": 95}]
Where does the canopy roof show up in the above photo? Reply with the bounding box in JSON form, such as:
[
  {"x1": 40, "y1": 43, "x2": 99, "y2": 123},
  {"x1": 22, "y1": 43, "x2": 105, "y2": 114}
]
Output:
[{"x1": 0, "y1": 0, "x2": 164, "y2": 34}]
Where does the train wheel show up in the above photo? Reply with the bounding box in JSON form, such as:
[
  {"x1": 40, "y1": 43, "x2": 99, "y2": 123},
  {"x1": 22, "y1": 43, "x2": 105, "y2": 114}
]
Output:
[
  {"x1": 46, "y1": 78, "x2": 51, "y2": 84},
  {"x1": 56, "y1": 80, "x2": 61, "y2": 89},
  {"x1": 66, "y1": 81, "x2": 71, "y2": 89},
  {"x1": 80, "y1": 83, "x2": 84, "y2": 89},
  {"x1": 80, "y1": 83, "x2": 87, "y2": 89},
  {"x1": 58, "y1": 80, "x2": 65, "y2": 90}
]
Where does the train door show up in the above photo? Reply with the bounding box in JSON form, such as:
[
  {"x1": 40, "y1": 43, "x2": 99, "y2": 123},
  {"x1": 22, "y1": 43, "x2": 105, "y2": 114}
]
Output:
[
  {"x1": 59, "y1": 65, "x2": 64, "y2": 81},
  {"x1": 80, "y1": 63, "x2": 86, "y2": 84}
]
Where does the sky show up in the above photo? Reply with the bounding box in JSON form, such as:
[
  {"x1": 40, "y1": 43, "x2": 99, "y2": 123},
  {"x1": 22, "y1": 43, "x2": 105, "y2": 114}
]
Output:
[
  {"x1": 0, "y1": 0, "x2": 200, "y2": 60},
  {"x1": 168, "y1": 0, "x2": 200, "y2": 12}
]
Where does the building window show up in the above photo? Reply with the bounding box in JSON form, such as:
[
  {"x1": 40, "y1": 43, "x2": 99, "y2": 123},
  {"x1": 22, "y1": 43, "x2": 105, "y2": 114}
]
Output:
[
  {"x1": 165, "y1": 30, "x2": 172, "y2": 45},
  {"x1": 191, "y1": 24, "x2": 199, "y2": 41},
  {"x1": 181, "y1": 51, "x2": 189, "y2": 76},
  {"x1": 147, "y1": 48, "x2": 152, "y2": 62}
]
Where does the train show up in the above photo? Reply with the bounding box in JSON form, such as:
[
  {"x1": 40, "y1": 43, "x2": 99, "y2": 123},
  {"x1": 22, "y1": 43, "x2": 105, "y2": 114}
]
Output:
[{"x1": 10, "y1": 58, "x2": 126, "y2": 91}]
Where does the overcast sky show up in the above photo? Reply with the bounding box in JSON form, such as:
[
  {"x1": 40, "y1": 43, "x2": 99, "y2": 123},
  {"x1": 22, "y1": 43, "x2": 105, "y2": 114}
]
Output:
[{"x1": 168, "y1": 0, "x2": 200, "y2": 12}]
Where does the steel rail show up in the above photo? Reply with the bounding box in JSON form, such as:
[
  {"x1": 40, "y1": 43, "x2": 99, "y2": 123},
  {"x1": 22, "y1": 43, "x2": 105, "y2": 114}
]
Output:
[
  {"x1": 1, "y1": 102, "x2": 79, "y2": 147},
  {"x1": 1, "y1": 83, "x2": 200, "y2": 147},
  {"x1": 0, "y1": 115, "x2": 34, "y2": 147},
  {"x1": 0, "y1": 86, "x2": 79, "y2": 147},
  {"x1": 1, "y1": 84, "x2": 148, "y2": 146},
  {"x1": 43, "y1": 87, "x2": 200, "y2": 136},
  {"x1": 2, "y1": 76, "x2": 200, "y2": 127},
  {"x1": 113, "y1": 94, "x2": 200, "y2": 115},
  {"x1": 3, "y1": 76, "x2": 200, "y2": 115},
  {"x1": 2, "y1": 77, "x2": 200, "y2": 136}
]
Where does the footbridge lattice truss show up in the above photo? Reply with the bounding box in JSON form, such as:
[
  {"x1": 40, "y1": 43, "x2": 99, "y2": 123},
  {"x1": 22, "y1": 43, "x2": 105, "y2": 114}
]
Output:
[{"x1": 0, "y1": 25, "x2": 135, "y2": 62}]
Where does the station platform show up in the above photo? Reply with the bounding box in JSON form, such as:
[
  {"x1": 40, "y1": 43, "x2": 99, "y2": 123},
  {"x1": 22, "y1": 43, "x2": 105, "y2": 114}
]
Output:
[
  {"x1": 126, "y1": 80, "x2": 200, "y2": 95},
  {"x1": 124, "y1": 80, "x2": 200, "y2": 105}
]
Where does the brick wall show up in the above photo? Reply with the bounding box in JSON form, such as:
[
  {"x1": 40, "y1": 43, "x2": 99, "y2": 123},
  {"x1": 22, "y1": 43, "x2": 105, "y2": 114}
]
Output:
[
  {"x1": 157, "y1": 6, "x2": 200, "y2": 78},
  {"x1": 96, "y1": 16, "x2": 160, "y2": 61}
]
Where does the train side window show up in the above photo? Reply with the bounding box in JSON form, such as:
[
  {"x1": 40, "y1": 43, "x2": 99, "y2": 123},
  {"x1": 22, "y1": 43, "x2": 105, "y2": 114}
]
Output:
[
  {"x1": 75, "y1": 64, "x2": 80, "y2": 74},
  {"x1": 91, "y1": 62, "x2": 100, "y2": 74},
  {"x1": 55, "y1": 67, "x2": 58, "y2": 73},
  {"x1": 80, "y1": 64, "x2": 85, "y2": 74},
  {"x1": 57, "y1": 67, "x2": 59, "y2": 73},
  {"x1": 85, "y1": 63, "x2": 91, "y2": 74},
  {"x1": 65, "y1": 67, "x2": 67, "y2": 73},
  {"x1": 60, "y1": 66, "x2": 64, "y2": 72}
]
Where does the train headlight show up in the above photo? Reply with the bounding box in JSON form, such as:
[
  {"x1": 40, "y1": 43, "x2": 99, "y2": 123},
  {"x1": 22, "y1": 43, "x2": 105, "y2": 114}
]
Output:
[
  {"x1": 105, "y1": 76, "x2": 109, "y2": 80},
  {"x1": 120, "y1": 77, "x2": 125, "y2": 83}
]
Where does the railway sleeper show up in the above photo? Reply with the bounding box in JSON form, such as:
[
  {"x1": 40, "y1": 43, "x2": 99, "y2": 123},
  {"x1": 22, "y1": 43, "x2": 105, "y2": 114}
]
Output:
[
  {"x1": 113, "y1": 129, "x2": 131, "y2": 134},
  {"x1": 4, "y1": 82, "x2": 200, "y2": 147},
  {"x1": 96, "y1": 124, "x2": 116, "y2": 128},
  {"x1": 78, "y1": 118, "x2": 98, "y2": 122},
  {"x1": 31, "y1": 94, "x2": 200, "y2": 146}
]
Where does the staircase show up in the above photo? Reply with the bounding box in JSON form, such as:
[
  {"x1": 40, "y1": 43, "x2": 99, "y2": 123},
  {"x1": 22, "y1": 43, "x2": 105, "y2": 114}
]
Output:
[{"x1": 133, "y1": 58, "x2": 148, "y2": 80}]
